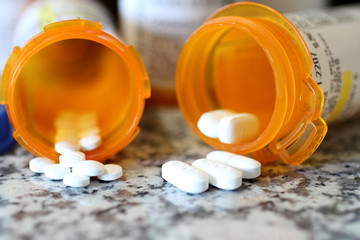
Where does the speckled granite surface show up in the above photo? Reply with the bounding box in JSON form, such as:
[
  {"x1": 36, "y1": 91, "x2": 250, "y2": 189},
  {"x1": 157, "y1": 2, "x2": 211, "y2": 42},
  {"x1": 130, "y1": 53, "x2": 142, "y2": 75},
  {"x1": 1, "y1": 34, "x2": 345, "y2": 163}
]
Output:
[{"x1": 0, "y1": 108, "x2": 360, "y2": 240}]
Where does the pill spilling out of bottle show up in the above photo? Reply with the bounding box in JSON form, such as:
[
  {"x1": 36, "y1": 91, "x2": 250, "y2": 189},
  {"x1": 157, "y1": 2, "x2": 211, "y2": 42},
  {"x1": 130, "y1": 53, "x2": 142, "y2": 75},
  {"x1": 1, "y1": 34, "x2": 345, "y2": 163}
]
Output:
[
  {"x1": 161, "y1": 151, "x2": 261, "y2": 194},
  {"x1": 28, "y1": 111, "x2": 122, "y2": 188},
  {"x1": 197, "y1": 110, "x2": 259, "y2": 144}
]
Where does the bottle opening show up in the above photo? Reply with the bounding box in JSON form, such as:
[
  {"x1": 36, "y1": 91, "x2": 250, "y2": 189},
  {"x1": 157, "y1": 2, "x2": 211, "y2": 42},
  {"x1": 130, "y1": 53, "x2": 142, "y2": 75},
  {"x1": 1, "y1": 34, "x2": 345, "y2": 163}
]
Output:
[
  {"x1": 176, "y1": 18, "x2": 291, "y2": 154},
  {"x1": 9, "y1": 38, "x2": 142, "y2": 161}
]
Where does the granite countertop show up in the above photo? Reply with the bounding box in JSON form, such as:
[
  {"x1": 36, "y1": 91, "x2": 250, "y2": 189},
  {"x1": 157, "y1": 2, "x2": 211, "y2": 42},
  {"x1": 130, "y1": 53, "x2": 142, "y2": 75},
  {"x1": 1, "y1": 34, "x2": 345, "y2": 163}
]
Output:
[{"x1": 0, "y1": 107, "x2": 360, "y2": 240}]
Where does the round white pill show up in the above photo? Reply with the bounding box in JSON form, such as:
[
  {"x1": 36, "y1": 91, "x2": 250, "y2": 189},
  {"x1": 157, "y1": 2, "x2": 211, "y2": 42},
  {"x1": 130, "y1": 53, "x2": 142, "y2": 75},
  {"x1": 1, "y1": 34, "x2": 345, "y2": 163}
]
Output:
[
  {"x1": 192, "y1": 158, "x2": 242, "y2": 190},
  {"x1": 162, "y1": 160, "x2": 209, "y2": 194},
  {"x1": 98, "y1": 164, "x2": 123, "y2": 181},
  {"x1": 73, "y1": 160, "x2": 105, "y2": 177},
  {"x1": 63, "y1": 173, "x2": 90, "y2": 187},
  {"x1": 44, "y1": 164, "x2": 71, "y2": 180},
  {"x1": 29, "y1": 157, "x2": 55, "y2": 173},
  {"x1": 197, "y1": 109, "x2": 235, "y2": 138},
  {"x1": 55, "y1": 141, "x2": 80, "y2": 154},
  {"x1": 79, "y1": 135, "x2": 102, "y2": 151},
  {"x1": 206, "y1": 151, "x2": 261, "y2": 179},
  {"x1": 59, "y1": 151, "x2": 86, "y2": 168},
  {"x1": 217, "y1": 113, "x2": 259, "y2": 144}
]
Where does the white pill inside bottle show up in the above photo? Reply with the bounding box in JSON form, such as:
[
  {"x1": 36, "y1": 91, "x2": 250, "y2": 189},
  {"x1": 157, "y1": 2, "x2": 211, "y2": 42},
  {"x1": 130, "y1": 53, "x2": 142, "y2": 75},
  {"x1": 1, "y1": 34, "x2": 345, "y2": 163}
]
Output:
[
  {"x1": 79, "y1": 135, "x2": 102, "y2": 151},
  {"x1": 217, "y1": 113, "x2": 259, "y2": 144},
  {"x1": 197, "y1": 109, "x2": 235, "y2": 138},
  {"x1": 55, "y1": 141, "x2": 80, "y2": 154}
]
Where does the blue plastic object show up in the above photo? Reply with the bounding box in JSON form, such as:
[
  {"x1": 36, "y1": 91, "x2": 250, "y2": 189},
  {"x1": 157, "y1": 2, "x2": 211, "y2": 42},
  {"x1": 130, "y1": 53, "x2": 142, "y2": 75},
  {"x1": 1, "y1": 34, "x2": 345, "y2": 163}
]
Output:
[{"x1": 0, "y1": 105, "x2": 15, "y2": 154}]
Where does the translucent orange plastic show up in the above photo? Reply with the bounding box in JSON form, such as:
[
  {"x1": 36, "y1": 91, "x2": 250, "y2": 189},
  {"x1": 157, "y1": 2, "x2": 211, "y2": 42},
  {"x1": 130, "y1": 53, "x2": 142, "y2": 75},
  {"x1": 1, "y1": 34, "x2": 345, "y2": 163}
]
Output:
[
  {"x1": 0, "y1": 19, "x2": 150, "y2": 162},
  {"x1": 176, "y1": 2, "x2": 327, "y2": 165}
]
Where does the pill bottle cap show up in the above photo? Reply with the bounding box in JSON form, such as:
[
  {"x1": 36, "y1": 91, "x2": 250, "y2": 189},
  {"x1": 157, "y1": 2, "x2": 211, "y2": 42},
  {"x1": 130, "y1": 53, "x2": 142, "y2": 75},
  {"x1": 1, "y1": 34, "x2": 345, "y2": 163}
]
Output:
[
  {"x1": 0, "y1": 105, "x2": 15, "y2": 154},
  {"x1": 176, "y1": 2, "x2": 327, "y2": 165}
]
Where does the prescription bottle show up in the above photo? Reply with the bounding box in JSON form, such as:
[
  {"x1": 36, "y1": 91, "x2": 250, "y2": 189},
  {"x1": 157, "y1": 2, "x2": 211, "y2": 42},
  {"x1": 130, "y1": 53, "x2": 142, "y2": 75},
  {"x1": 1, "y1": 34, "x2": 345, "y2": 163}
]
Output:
[
  {"x1": 176, "y1": 2, "x2": 360, "y2": 165},
  {"x1": 118, "y1": 0, "x2": 230, "y2": 105},
  {"x1": 0, "y1": 0, "x2": 150, "y2": 162}
]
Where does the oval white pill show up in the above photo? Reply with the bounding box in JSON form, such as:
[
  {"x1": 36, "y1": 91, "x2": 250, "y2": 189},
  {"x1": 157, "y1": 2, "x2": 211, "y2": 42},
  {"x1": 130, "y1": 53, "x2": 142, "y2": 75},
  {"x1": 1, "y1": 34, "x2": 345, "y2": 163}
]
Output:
[
  {"x1": 79, "y1": 135, "x2": 102, "y2": 151},
  {"x1": 217, "y1": 113, "x2": 259, "y2": 144},
  {"x1": 162, "y1": 160, "x2": 209, "y2": 194},
  {"x1": 63, "y1": 173, "x2": 90, "y2": 187},
  {"x1": 192, "y1": 158, "x2": 242, "y2": 190},
  {"x1": 206, "y1": 151, "x2": 261, "y2": 179},
  {"x1": 55, "y1": 141, "x2": 80, "y2": 154},
  {"x1": 44, "y1": 164, "x2": 71, "y2": 180},
  {"x1": 98, "y1": 164, "x2": 123, "y2": 181},
  {"x1": 29, "y1": 157, "x2": 55, "y2": 173},
  {"x1": 73, "y1": 160, "x2": 105, "y2": 177},
  {"x1": 59, "y1": 151, "x2": 86, "y2": 168},
  {"x1": 197, "y1": 109, "x2": 235, "y2": 138}
]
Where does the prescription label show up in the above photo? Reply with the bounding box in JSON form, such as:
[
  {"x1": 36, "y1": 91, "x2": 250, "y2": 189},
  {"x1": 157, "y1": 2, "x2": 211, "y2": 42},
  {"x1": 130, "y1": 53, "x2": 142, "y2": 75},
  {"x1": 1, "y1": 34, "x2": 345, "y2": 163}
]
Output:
[
  {"x1": 286, "y1": 6, "x2": 360, "y2": 123},
  {"x1": 118, "y1": 0, "x2": 229, "y2": 89},
  {"x1": 12, "y1": 0, "x2": 117, "y2": 48}
]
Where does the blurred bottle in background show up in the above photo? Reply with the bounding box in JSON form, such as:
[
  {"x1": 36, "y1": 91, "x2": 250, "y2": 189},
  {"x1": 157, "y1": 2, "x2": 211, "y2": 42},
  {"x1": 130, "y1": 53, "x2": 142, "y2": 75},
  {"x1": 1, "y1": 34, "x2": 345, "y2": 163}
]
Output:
[
  {"x1": 118, "y1": 0, "x2": 231, "y2": 105},
  {"x1": 0, "y1": 0, "x2": 33, "y2": 78},
  {"x1": 232, "y1": 0, "x2": 329, "y2": 12}
]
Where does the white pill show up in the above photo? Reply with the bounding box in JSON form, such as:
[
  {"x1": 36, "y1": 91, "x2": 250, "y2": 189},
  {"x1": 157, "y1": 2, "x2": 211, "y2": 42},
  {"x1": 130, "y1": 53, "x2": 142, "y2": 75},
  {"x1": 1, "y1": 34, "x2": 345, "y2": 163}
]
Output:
[
  {"x1": 206, "y1": 151, "x2": 261, "y2": 179},
  {"x1": 162, "y1": 160, "x2": 209, "y2": 194},
  {"x1": 197, "y1": 109, "x2": 235, "y2": 138},
  {"x1": 192, "y1": 158, "x2": 242, "y2": 190},
  {"x1": 218, "y1": 113, "x2": 259, "y2": 144},
  {"x1": 73, "y1": 160, "x2": 105, "y2": 177},
  {"x1": 98, "y1": 164, "x2": 123, "y2": 181},
  {"x1": 63, "y1": 173, "x2": 90, "y2": 187},
  {"x1": 44, "y1": 164, "x2": 71, "y2": 180},
  {"x1": 55, "y1": 141, "x2": 80, "y2": 154},
  {"x1": 59, "y1": 151, "x2": 86, "y2": 168},
  {"x1": 29, "y1": 157, "x2": 55, "y2": 173},
  {"x1": 79, "y1": 135, "x2": 102, "y2": 151}
]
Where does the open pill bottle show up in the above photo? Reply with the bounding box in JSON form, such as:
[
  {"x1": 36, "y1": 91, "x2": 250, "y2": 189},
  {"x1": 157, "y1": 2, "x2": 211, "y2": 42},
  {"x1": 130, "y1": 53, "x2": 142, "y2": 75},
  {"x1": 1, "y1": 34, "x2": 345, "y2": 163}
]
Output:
[
  {"x1": 0, "y1": 0, "x2": 150, "y2": 162},
  {"x1": 176, "y1": 2, "x2": 360, "y2": 165}
]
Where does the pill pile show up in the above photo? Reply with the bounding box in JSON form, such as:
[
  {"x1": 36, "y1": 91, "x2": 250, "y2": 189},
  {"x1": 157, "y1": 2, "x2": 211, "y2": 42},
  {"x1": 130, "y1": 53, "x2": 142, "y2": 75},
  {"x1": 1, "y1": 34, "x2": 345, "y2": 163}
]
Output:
[
  {"x1": 197, "y1": 110, "x2": 259, "y2": 144},
  {"x1": 29, "y1": 111, "x2": 121, "y2": 187},
  {"x1": 162, "y1": 151, "x2": 261, "y2": 194},
  {"x1": 29, "y1": 153, "x2": 123, "y2": 187}
]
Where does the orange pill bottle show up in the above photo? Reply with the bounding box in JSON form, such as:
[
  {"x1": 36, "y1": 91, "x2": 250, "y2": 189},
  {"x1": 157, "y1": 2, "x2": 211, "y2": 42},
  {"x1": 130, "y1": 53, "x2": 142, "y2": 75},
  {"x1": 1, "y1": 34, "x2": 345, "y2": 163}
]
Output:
[
  {"x1": 176, "y1": 2, "x2": 360, "y2": 165},
  {"x1": 0, "y1": 0, "x2": 150, "y2": 162}
]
